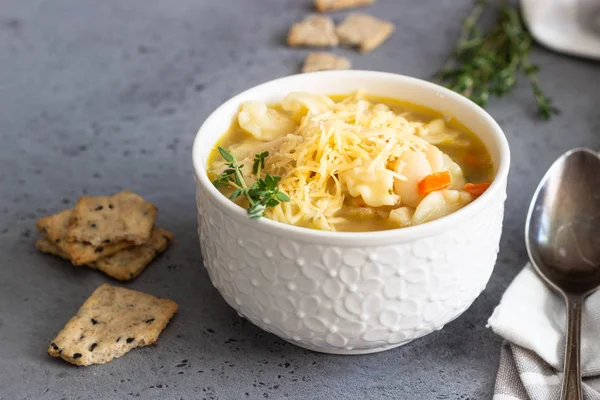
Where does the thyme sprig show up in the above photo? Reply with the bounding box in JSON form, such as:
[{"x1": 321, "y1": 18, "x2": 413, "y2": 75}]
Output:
[
  {"x1": 434, "y1": 0, "x2": 558, "y2": 120},
  {"x1": 213, "y1": 147, "x2": 290, "y2": 219}
]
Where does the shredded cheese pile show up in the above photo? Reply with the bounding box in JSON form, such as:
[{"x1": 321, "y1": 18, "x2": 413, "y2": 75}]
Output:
[{"x1": 217, "y1": 92, "x2": 438, "y2": 230}]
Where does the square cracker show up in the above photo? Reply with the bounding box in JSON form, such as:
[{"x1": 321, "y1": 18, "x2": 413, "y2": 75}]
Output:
[
  {"x1": 48, "y1": 283, "x2": 178, "y2": 366},
  {"x1": 67, "y1": 191, "x2": 156, "y2": 246},
  {"x1": 287, "y1": 15, "x2": 339, "y2": 48},
  {"x1": 36, "y1": 227, "x2": 173, "y2": 281},
  {"x1": 314, "y1": 0, "x2": 374, "y2": 12},
  {"x1": 336, "y1": 13, "x2": 394, "y2": 53},
  {"x1": 37, "y1": 209, "x2": 135, "y2": 265},
  {"x1": 302, "y1": 52, "x2": 351, "y2": 73}
]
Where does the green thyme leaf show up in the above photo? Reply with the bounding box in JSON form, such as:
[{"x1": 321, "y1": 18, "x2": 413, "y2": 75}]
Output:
[
  {"x1": 229, "y1": 189, "x2": 243, "y2": 200},
  {"x1": 276, "y1": 191, "x2": 290, "y2": 202},
  {"x1": 248, "y1": 203, "x2": 267, "y2": 219},
  {"x1": 218, "y1": 146, "x2": 235, "y2": 163},
  {"x1": 253, "y1": 151, "x2": 269, "y2": 174}
]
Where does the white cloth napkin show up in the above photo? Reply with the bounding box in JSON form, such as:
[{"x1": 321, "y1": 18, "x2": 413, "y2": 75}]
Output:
[{"x1": 488, "y1": 264, "x2": 600, "y2": 399}]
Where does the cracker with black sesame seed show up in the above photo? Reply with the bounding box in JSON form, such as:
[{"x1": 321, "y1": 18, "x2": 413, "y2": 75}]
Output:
[
  {"x1": 37, "y1": 228, "x2": 173, "y2": 281},
  {"x1": 48, "y1": 283, "x2": 178, "y2": 366},
  {"x1": 36, "y1": 209, "x2": 135, "y2": 265},
  {"x1": 89, "y1": 228, "x2": 174, "y2": 281},
  {"x1": 67, "y1": 191, "x2": 156, "y2": 246}
]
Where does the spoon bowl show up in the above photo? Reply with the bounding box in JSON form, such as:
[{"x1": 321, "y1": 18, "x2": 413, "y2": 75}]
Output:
[
  {"x1": 526, "y1": 148, "x2": 600, "y2": 399},
  {"x1": 526, "y1": 148, "x2": 600, "y2": 295}
]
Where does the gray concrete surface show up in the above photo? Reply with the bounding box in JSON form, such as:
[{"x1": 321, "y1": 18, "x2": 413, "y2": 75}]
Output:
[{"x1": 0, "y1": 0, "x2": 599, "y2": 399}]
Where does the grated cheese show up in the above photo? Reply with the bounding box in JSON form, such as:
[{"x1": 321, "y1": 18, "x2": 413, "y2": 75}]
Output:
[{"x1": 216, "y1": 92, "x2": 437, "y2": 231}]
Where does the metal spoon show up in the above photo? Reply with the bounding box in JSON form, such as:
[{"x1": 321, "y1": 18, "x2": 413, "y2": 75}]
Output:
[{"x1": 525, "y1": 148, "x2": 600, "y2": 399}]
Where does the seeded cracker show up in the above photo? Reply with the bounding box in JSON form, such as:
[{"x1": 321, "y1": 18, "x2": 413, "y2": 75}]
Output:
[
  {"x1": 89, "y1": 228, "x2": 173, "y2": 281},
  {"x1": 67, "y1": 191, "x2": 156, "y2": 246},
  {"x1": 336, "y1": 13, "x2": 394, "y2": 53},
  {"x1": 302, "y1": 52, "x2": 351, "y2": 73},
  {"x1": 314, "y1": 0, "x2": 374, "y2": 12},
  {"x1": 36, "y1": 209, "x2": 135, "y2": 265},
  {"x1": 36, "y1": 228, "x2": 173, "y2": 281},
  {"x1": 48, "y1": 284, "x2": 178, "y2": 366},
  {"x1": 287, "y1": 15, "x2": 339, "y2": 48},
  {"x1": 36, "y1": 237, "x2": 70, "y2": 260}
]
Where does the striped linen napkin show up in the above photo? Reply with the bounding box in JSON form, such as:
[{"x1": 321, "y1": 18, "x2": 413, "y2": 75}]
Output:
[{"x1": 488, "y1": 265, "x2": 600, "y2": 400}]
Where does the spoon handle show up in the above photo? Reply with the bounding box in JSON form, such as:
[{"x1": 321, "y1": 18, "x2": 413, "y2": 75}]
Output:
[{"x1": 561, "y1": 295, "x2": 583, "y2": 400}]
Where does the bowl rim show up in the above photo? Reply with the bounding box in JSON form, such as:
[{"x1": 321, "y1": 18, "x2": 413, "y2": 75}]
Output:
[{"x1": 192, "y1": 70, "x2": 510, "y2": 245}]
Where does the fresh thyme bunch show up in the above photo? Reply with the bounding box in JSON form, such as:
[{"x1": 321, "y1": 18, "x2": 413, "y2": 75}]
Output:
[{"x1": 434, "y1": 0, "x2": 558, "y2": 119}]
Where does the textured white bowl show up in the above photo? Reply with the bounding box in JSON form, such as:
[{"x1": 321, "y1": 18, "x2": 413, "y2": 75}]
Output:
[{"x1": 192, "y1": 71, "x2": 510, "y2": 355}]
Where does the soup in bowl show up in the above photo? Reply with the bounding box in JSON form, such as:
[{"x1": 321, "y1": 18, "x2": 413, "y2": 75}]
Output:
[
  {"x1": 193, "y1": 71, "x2": 510, "y2": 354},
  {"x1": 208, "y1": 92, "x2": 494, "y2": 232}
]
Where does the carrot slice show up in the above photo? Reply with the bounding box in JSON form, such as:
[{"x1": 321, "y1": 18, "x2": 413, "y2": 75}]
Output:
[
  {"x1": 464, "y1": 182, "x2": 492, "y2": 197},
  {"x1": 463, "y1": 154, "x2": 489, "y2": 169},
  {"x1": 417, "y1": 171, "x2": 451, "y2": 196}
]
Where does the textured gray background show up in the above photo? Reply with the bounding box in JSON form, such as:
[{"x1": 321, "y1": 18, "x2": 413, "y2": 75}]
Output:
[{"x1": 0, "y1": 0, "x2": 598, "y2": 399}]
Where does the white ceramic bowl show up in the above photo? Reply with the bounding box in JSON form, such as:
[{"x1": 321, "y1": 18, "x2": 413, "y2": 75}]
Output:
[{"x1": 192, "y1": 71, "x2": 510, "y2": 355}]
